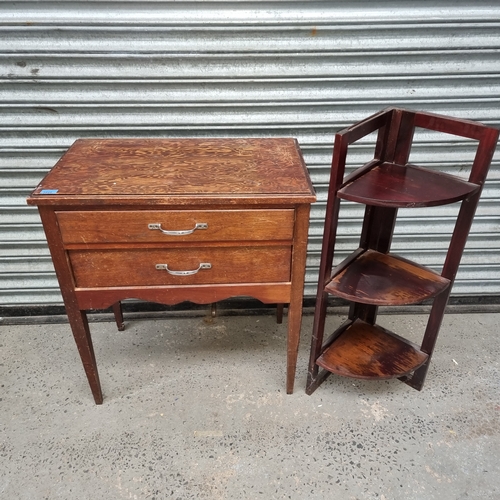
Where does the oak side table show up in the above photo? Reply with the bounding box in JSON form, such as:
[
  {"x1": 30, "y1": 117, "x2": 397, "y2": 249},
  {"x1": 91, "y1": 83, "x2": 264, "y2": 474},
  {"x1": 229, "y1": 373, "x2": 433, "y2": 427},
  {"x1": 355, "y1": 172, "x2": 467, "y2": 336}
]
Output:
[{"x1": 27, "y1": 138, "x2": 316, "y2": 404}]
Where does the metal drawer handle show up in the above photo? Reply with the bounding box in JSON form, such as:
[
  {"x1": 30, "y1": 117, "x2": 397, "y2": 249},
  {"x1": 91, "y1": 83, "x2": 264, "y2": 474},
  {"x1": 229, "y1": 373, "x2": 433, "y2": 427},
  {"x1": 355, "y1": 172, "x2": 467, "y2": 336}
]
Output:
[
  {"x1": 155, "y1": 263, "x2": 212, "y2": 276},
  {"x1": 148, "y1": 222, "x2": 208, "y2": 236}
]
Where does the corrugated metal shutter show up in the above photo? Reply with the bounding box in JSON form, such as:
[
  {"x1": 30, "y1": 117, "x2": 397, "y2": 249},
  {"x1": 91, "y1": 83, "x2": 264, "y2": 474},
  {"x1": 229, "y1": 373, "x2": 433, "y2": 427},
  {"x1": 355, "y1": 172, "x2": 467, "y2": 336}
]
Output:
[{"x1": 1, "y1": 1, "x2": 500, "y2": 306}]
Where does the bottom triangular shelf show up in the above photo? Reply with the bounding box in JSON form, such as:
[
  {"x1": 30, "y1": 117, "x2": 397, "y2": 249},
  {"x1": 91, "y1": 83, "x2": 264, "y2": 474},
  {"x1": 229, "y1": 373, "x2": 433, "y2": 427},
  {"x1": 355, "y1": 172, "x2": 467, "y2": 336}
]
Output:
[{"x1": 316, "y1": 319, "x2": 428, "y2": 380}]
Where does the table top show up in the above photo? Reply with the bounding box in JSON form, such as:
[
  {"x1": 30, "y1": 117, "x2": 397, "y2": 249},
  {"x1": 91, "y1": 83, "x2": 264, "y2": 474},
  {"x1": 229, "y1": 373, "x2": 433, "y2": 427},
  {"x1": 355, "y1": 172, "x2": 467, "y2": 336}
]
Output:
[{"x1": 28, "y1": 138, "x2": 316, "y2": 206}]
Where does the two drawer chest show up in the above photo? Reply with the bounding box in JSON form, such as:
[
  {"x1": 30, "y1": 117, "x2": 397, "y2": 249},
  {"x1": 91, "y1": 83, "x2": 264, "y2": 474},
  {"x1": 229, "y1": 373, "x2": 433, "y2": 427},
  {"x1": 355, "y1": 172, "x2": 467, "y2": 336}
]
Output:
[{"x1": 27, "y1": 138, "x2": 316, "y2": 403}]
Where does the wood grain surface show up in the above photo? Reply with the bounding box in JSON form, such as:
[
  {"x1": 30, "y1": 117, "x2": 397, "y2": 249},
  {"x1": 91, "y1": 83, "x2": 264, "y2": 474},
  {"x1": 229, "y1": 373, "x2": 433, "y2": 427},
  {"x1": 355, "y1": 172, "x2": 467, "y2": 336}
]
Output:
[
  {"x1": 28, "y1": 138, "x2": 316, "y2": 205},
  {"x1": 57, "y1": 209, "x2": 295, "y2": 245},
  {"x1": 338, "y1": 161, "x2": 479, "y2": 207},
  {"x1": 325, "y1": 249, "x2": 450, "y2": 306},
  {"x1": 69, "y1": 246, "x2": 292, "y2": 287},
  {"x1": 317, "y1": 319, "x2": 428, "y2": 380}
]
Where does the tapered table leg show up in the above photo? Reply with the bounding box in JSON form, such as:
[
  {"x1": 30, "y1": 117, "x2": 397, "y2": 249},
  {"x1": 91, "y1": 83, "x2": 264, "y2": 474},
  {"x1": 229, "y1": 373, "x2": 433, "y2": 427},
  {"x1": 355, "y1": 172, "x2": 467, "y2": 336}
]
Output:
[
  {"x1": 112, "y1": 301, "x2": 125, "y2": 331},
  {"x1": 286, "y1": 297, "x2": 304, "y2": 393},
  {"x1": 66, "y1": 305, "x2": 103, "y2": 404},
  {"x1": 286, "y1": 204, "x2": 310, "y2": 394},
  {"x1": 276, "y1": 303, "x2": 284, "y2": 324}
]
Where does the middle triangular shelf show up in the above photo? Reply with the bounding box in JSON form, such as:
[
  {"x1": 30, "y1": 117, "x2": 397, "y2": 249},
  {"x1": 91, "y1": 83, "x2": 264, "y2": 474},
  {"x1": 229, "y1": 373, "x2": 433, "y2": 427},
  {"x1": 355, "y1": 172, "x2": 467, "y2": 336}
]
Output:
[{"x1": 325, "y1": 249, "x2": 450, "y2": 306}]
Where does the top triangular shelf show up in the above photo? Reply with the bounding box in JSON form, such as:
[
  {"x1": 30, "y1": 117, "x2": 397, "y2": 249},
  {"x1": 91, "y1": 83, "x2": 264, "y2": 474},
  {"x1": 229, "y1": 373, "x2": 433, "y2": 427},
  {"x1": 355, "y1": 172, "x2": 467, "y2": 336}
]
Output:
[{"x1": 338, "y1": 162, "x2": 480, "y2": 208}]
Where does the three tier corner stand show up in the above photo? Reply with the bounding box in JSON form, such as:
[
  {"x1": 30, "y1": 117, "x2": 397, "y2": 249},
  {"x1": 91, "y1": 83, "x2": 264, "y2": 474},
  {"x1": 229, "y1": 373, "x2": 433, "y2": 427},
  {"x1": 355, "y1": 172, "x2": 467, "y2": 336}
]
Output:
[{"x1": 306, "y1": 107, "x2": 499, "y2": 395}]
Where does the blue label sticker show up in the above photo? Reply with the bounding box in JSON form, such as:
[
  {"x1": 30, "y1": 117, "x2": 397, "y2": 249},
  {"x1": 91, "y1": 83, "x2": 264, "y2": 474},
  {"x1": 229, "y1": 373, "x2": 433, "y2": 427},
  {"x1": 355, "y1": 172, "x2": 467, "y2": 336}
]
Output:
[{"x1": 40, "y1": 189, "x2": 59, "y2": 194}]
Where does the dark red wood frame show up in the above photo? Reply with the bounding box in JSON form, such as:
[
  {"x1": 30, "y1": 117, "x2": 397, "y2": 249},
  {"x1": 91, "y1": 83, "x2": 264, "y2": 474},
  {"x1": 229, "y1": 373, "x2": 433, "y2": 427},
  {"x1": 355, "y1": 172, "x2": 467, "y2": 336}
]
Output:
[{"x1": 307, "y1": 107, "x2": 499, "y2": 394}]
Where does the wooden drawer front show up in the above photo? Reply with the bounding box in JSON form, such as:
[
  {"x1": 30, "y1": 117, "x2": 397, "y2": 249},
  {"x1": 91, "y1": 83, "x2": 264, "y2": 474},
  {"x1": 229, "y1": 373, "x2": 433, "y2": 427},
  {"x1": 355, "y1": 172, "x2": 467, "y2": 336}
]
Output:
[
  {"x1": 70, "y1": 246, "x2": 291, "y2": 287},
  {"x1": 57, "y1": 209, "x2": 295, "y2": 245}
]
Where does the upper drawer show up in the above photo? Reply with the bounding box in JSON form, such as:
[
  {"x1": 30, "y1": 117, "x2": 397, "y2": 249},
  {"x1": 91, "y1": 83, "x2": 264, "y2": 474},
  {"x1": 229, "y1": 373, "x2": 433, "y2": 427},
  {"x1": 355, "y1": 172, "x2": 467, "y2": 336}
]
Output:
[{"x1": 56, "y1": 209, "x2": 295, "y2": 245}]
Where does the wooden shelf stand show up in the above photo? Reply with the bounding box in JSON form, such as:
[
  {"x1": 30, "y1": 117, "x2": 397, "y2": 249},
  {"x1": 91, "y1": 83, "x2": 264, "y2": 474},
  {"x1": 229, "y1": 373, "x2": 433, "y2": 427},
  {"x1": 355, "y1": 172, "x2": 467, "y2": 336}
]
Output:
[{"x1": 307, "y1": 107, "x2": 499, "y2": 394}]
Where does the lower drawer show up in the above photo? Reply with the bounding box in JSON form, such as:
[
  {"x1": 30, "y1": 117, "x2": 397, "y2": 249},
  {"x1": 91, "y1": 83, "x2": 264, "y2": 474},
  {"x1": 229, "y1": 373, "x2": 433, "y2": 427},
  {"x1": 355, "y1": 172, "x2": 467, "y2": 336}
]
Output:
[{"x1": 70, "y1": 246, "x2": 291, "y2": 287}]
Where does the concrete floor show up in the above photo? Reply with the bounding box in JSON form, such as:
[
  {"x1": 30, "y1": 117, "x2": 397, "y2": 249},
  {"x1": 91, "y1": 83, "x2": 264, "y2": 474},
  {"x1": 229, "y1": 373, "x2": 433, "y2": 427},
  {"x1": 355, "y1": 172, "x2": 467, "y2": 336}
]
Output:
[{"x1": 1, "y1": 310, "x2": 499, "y2": 499}]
